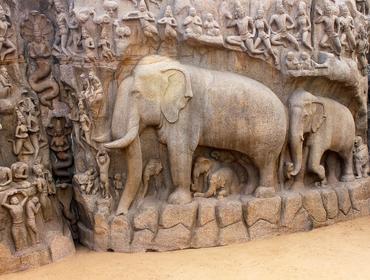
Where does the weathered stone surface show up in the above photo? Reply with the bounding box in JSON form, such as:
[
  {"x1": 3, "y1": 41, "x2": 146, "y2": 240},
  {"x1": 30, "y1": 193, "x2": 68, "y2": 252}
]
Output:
[
  {"x1": 49, "y1": 235, "x2": 76, "y2": 262},
  {"x1": 19, "y1": 248, "x2": 51, "y2": 270},
  {"x1": 191, "y1": 220, "x2": 219, "y2": 248},
  {"x1": 0, "y1": 244, "x2": 20, "y2": 274},
  {"x1": 160, "y1": 202, "x2": 198, "y2": 229},
  {"x1": 243, "y1": 196, "x2": 281, "y2": 226},
  {"x1": 321, "y1": 188, "x2": 339, "y2": 219},
  {"x1": 218, "y1": 221, "x2": 249, "y2": 246},
  {"x1": 77, "y1": 222, "x2": 94, "y2": 249},
  {"x1": 216, "y1": 199, "x2": 243, "y2": 228},
  {"x1": 302, "y1": 190, "x2": 327, "y2": 222},
  {"x1": 131, "y1": 230, "x2": 155, "y2": 252},
  {"x1": 110, "y1": 215, "x2": 131, "y2": 252},
  {"x1": 348, "y1": 182, "x2": 368, "y2": 212},
  {"x1": 195, "y1": 198, "x2": 217, "y2": 226},
  {"x1": 249, "y1": 220, "x2": 279, "y2": 240},
  {"x1": 154, "y1": 224, "x2": 191, "y2": 251},
  {"x1": 281, "y1": 192, "x2": 302, "y2": 226},
  {"x1": 94, "y1": 213, "x2": 109, "y2": 251},
  {"x1": 335, "y1": 186, "x2": 352, "y2": 215},
  {"x1": 133, "y1": 204, "x2": 159, "y2": 232}
]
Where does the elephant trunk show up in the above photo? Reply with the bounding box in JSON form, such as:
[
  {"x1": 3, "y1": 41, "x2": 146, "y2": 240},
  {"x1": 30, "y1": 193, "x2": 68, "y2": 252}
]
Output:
[
  {"x1": 116, "y1": 135, "x2": 142, "y2": 215},
  {"x1": 289, "y1": 114, "x2": 304, "y2": 177},
  {"x1": 104, "y1": 105, "x2": 140, "y2": 149}
]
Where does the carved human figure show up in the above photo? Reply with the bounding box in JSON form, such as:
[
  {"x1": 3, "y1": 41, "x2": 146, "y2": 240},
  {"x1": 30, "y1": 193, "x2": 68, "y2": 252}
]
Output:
[
  {"x1": 269, "y1": 1, "x2": 299, "y2": 50},
  {"x1": 103, "y1": 0, "x2": 119, "y2": 19},
  {"x1": 0, "y1": 166, "x2": 12, "y2": 187},
  {"x1": 295, "y1": 1, "x2": 312, "y2": 50},
  {"x1": 26, "y1": 196, "x2": 41, "y2": 245},
  {"x1": 74, "y1": 167, "x2": 98, "y2": 194},
  {"x1": 194, "y1": 166, "x2": 239, "y2": 198},
  {"x1": 10, "y1": 108, "x2": 34, "y2": 158},
  {"x1": 2, "y1": 190, "x2": 28, "y2": 251},
  {"x1": 353, "y1": 136, "x2": 369, "y2": 179},
  {"x1": 254, "y1": 7, "x2": 279, "y2": 65},
  {"x1": 0, "y1": 5, "x2": 15, "y2": 61},
  {"x1": 53, "y1": 2, "x2": 70, "y2": 56},
  {"x1": 315, "y1": 3, "x2": 342, "y2": 56},
  {"x1": 226, "y1": 5, "x2": 263, "y2": 54},
  {"x1": 356, "y1": 0, "x2": 369, "y2": 14},
  {"x1": 285, "y1": 51, "x2": 300, "y2": 70},
  {"x1": 67, "y1": 10, "x2": 81, "y2": 54},
  {"x1": 92, "y1": 11, "x2": 115, "y2": 62},
  {"x1": 0, "y1": 66, "x2": 11, "y2": 98},
  {"x1": 142, "y1": 159, "x2": 162, "y2": 198},
  {"x1": 78, "y1": 100, "x2": 92, "y2": 147},
  {"x1": 113, "y1": 173, "x2": 124, "y2": 197},
  {"x1": 158, "y1": 6, "x2": 177, "y2": 42},
  {"x1": 356, "y1": 25, "x2": 369, "y2": 76},
  {"x1": 96, "y1": 149, "x2": 111, "y2": 199},
  {"x1": 33, "y1": 164, "x2": 53, "y2": 221},
  {"x1": 11, "y1": 162, "x2": 29, "y2": 182},
  {"x1": 86, "y1": 71, "x2": 104, "y2": 120},
  {"x1": 183, "y1": 7, "x2": 203, "y2": 37},
  {"x1": 338, "y1": 5, "x2": 356, "y2": 52},
  {"x1": 115, "y1": 25, "x2": 131, "y2": 56},
  {"x1": 299, "y1": 51, "x2": 328, "y2": 70},
  {"x1": 203, "y1": 13, "x2": 221, "y2": 37}
]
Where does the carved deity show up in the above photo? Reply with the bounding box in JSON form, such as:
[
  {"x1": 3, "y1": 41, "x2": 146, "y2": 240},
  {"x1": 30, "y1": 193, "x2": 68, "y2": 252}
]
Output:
[
  {"x1": 0, "y1": 166, "x2": 12, "y2": 187},
  {"x1": 26, "y1": 197, "x2": 41, "y2": 245},
  {"x1": 2, "y1": 190, "x2": 28, "y2": 251},
  {"x1": 52, "y1": 2, "x2": 70, "y2": 56},
  {"x1": 226, "y1": 5, "x2": 263, "y2": 55},
  {"x1": 158, "y1": 6, "x2": 177, "y2": 42},
  {"x1": 77, "y1": 100, "x2": 92, "y2": 147},
  {"x1": 0, "y1": 4, "x2": 15, "y2": 61},
  {"x1": 269, "y1": 1, "x2": 299, "y2": 50},
  {"x1": 254, "y1": 8, "x2": 279, "y2": 65},
  {"x1": 353, "y1": 136, "x2": 369, "y2": 178},
  {"x1": 96, "y1": 149, "x2": 110, "y2": 199},
  {"x1": 0, "y1": 66, "x2": 11, "y2": 98},
  {"x1": 356, "y1": 25, "x2": 369, "y2": 76},
  {"x1": 295, "y1": 1, "x2": 312, "y2": 50},
  {"x1": 91, "y1": 9, "x2": 115, "y2": 61},
  {"x1": 32, "y1": 164, "x2": 53, "y2": 221},
  {"x1": 315, "y1": 2, "x2": 342, "y2": 56},
  {"x1": 203, "y1": 13, "x2": 221, "y2": 37},
  {"x1": 10, "y1": 107, "x2": 34, "y2": 159},
  {"x1": 82, "y1": 71, "x2": 104, "y2": 120},
  {"x1": 338, "y1": 5, "x2": 356, "y2": 52},
  {"x1": 183, "y1": 7, "x2": 203, "y2": 38},
  {"x1": 67, "y1": 10, "x2": 82, "y2": 54}
]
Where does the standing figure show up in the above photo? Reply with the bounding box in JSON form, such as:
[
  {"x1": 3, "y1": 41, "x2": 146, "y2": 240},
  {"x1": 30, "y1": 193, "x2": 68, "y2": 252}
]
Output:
[
  {"x1": 356, "y1": 25, "x2": 369, "y2": 76},
  {"x1": 226, "y1": 5, "x2": 264, "y2": 54},
  {"x1": 2, "y1": 190, "x2": 28, "y2": 251},
  {"x1": 183, "y1": 7, "x2": 203, "y2": 37},
  {"x1": 158, "y1": 6, "x2": 178, "y2": 41},
  {"x1": 26, "y1": 197, "x2": 41, "y2": 245},
  {"x1": 353, "y1": 136, "x2": 369, "y2": 179},
  {"x1": 315, "y1": 3, "x2": 342, "y2": 56},
  {"x1": 33, "y1": 164, "x2": 53, "y2": 221},
  {"x1": 53, "y1": 2, "x2": 70, "y2": 56},
  {"x1": 203, "y1": 13, "x2": 221, "y2": 37},
  {"x1": 10, "y1": 108, "x2": 34, "y2": 157},
  {"x1": 356, "y1": 0, "x2": 369, "y2": 14},
  {"x1": 0, "y1": 66, "x2": 11, "y2": 98},
  {"x1": 78, "y1": 100, "x2": 92, "y2": 147},
  {"x1": 0, "y1": 5, "x2": 15, "y2": 61},
  {"x1": 254, "y1": 7, "x2": 279, "y2": 65},
  {"x1": 338, "y1": 5, "x2": 356, "y2": 52},
  {"x1": 269, "y1": 1, "x2": 299, "y2": 50},
  {"x1": 82, "y1": 32, "x2": 96, "y2": 62},
  {"x1": 96, "y1": 149, "x2": 110, "y2": 199},
  {"x1": 295, "y1": 1, "x2": 313, "y2": 50},
  {"x1": 92, "y1": 11, "x2": 115, "y2": 62},
  {"x1": 23, "y1": 98, "x2": 42, "y2": 161},
  {"x1": 87, "y1": 71, "x2": 104, "y2": 120},
  {"x1": 113, "y1": 173, "x2": 124, "y2": 198},
  {"x1": 67, "y1": 10, "x2": 82, "y2": 54}
]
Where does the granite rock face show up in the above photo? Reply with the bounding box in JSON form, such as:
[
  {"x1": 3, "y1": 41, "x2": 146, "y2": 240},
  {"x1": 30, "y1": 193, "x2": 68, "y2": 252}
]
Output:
[{"x1": 1, "y1": 0, "x2": 370, "y2": 273}]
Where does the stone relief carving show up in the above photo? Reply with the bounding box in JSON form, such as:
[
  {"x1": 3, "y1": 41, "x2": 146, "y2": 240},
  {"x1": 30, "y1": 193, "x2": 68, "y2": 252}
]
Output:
[{"x1": 0, "y1": 0, "x2": 370, "y2": 272}]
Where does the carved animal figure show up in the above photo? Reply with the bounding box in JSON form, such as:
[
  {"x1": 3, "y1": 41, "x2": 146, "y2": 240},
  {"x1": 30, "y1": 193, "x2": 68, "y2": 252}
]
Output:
[
  {"x1": 353, "y1": 136, "x2": 369, "y2": 178},
  {"x1": 194, "y1": 165, "x2": 240, "y2": 198},
  {"x1": 142, "y1": 159, "x2": 163, "y2": 198},
  {"x1": 104, "y1": 55, "x2": 287, "y2": 215},
  {"x1": 287, "y1": 89, "x2": 355, "y2": 185}
]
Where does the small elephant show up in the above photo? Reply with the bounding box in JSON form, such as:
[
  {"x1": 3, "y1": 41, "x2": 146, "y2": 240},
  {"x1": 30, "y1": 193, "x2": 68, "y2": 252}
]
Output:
[
  {"x1": 194, "y1": 166, "x2": 240, "y2": 198},
  {"x1": 142, "y1": 159, "x2": 163, "y2": 198},
  {"x1": 191, "y1": 156, "x2": 221, "y2": 193},
  {"x1": 287, "y1": 89, "x2": 355, "y2": 185},
  {"x1": 353, "y1": 136, "x2": 369, "y2": 179}
]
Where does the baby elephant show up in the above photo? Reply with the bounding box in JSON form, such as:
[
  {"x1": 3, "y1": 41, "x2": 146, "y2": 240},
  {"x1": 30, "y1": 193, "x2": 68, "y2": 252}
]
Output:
[{"x1": 194, "y1": 166, "x2": 240, "y2": 198}]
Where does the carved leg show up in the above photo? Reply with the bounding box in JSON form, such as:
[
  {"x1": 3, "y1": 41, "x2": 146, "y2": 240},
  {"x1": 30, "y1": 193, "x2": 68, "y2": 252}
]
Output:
[
  {"x1": 167, "y1": 147, "x2": 193, "y2": 205},
  {"x1": 363, "y1": 162, "x2": 369, "y2": 178},
  {"x1": 255, "y1": 158, "x2": 277, "y2": 198},
  {"x1": 355, "y1": 160, "x2": 362, "y2": 179},
  {"x1": 307, "y1": 146, "x2": 326, "y2": 184},
  {"x1": 287, "y1": 33, "x2": 300, "y2": 50},
  {"x1": 340, "y1": 150, "x2": 355, "y2": 182}
]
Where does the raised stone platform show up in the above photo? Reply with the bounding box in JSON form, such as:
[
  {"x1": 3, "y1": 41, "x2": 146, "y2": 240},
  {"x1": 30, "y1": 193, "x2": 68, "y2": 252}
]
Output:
[{"x1": 76, "y1": 179, "x2": 370, "y2": 252}]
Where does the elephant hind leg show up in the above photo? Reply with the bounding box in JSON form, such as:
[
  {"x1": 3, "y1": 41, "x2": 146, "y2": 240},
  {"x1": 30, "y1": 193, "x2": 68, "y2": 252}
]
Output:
[
  {"x1": 339, "y1": 150, "x2": 355, "y2": 182},
  {"x1": 254, "y1": 157, "x2": 278, "y2": 198}
]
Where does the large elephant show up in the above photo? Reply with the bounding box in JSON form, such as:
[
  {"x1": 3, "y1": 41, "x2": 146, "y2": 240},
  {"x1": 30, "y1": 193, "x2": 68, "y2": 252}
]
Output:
[
  {"x1": 287, "y1": 89, "x2": 355, "y2": 184},
  {"x1": 105, "y1": 55, "x2": 287, "y2": 215}
]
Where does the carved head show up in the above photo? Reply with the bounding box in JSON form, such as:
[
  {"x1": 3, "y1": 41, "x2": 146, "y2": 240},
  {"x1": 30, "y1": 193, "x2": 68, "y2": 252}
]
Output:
[
  {"x1": 300, "y1": 52, "x2": 310, "y2": 61},
  {"x1": 31, "y1": 196, "x2": 39, "y2": 204},
  {"x1": 286, "y1": 51, "x2": 295, "y2": 61},
  {"x1": 340, "y1": 4, "x2": 349, "y2": 16},
  {"x1": 139, "y1": 0, "x2": 147, "y2": 12},
  {"x1": 276, "y1": 0, "x2": 285, "y2": 14},
  {"x1": 165, "y1": 6, "x2": 173, "y2": 17},
  {"x1": 103, "y1": 0, "x2": 118, "y2": 18},
  {"x1": 97, "y1": 149, "x2": 108, "y2": 164},
  {"x1": 234, "y1": 6, "x2": 245, "y2": 19},
  {"x1": 189, "y1": 7, "x2": 196, "y2": 16},
  {"x1": 11, "y1": 162, "x2": 29, "y2": 181},
  {"x1": 32, "y1": 164, "x2": 44, "y2": 177},
  {"x1": 10, "y1": 196, "x2": 19, "y2": 205},
  {"x1": 116, "y1": 26, "x2": 131, "y2": 38},
  {"x1": 206, "y1": 13, "x2": 213, "y2": 22},
  {"x1": 354, "y1": 136, "x2": 363, "y2": 148},
  {"x1": 256, "y1": 8, "x2": 265, "y2": 19},
  {"x1": 114, "y1": 173, "x2": 122, "y2": 181}
]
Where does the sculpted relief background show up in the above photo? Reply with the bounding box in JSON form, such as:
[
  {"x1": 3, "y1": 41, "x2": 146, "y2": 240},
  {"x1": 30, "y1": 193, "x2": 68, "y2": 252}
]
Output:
[{"x1": 0, "y1": 0, "x2": 370, "y2": 273}]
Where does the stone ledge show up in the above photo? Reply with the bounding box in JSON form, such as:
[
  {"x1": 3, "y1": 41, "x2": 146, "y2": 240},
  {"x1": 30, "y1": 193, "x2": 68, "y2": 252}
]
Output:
[{"x1": 76, "y1": 178, "x2": 370, "y2": 253}]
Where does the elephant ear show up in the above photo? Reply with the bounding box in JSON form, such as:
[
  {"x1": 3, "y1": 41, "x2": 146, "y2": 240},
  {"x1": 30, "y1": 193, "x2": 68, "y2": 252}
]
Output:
[
  {"x1": 160, "y1": 68, "x2": 193, "y2": 123},
  {"x1": 311, "y1": 101, "x2": 326, "y2": 133}
]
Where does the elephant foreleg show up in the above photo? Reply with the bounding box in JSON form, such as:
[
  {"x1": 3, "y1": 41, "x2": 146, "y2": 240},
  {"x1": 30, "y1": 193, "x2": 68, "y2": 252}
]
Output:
[
  {"x1": 307, "y1": 146, "x2": 326, "y2": 184},
  {"x1": 167, "y1": 147, "x2": 193, "y2": 205},
  {"x1": 340, "y1": 150, "x2": 355, "y2": 182},
  {"x1": 255, "y1": 158, "x2": 277, "y2": 198}
]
